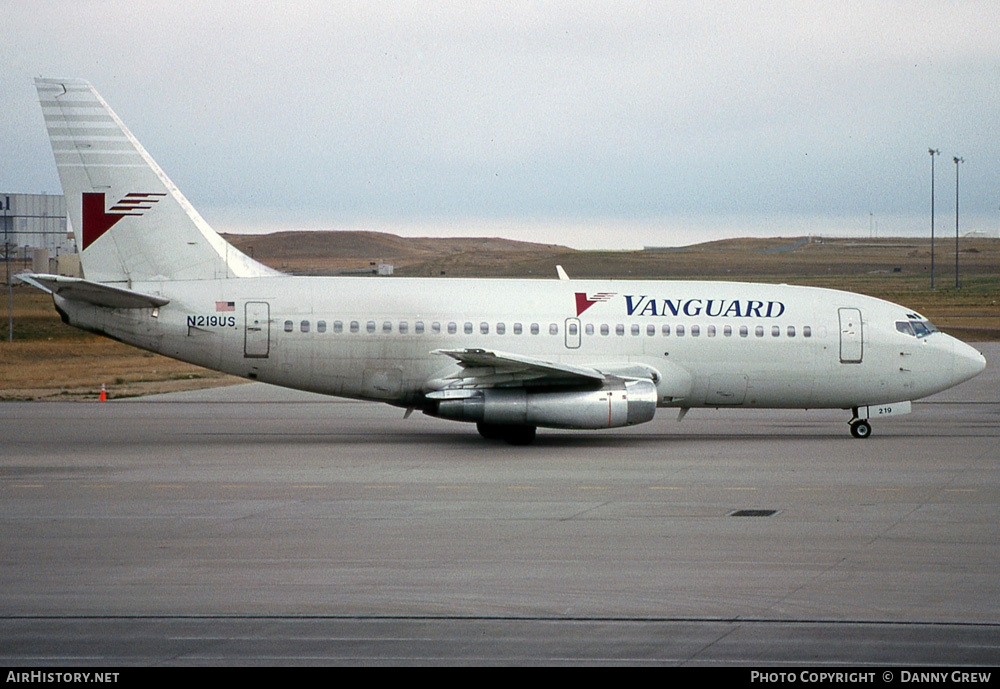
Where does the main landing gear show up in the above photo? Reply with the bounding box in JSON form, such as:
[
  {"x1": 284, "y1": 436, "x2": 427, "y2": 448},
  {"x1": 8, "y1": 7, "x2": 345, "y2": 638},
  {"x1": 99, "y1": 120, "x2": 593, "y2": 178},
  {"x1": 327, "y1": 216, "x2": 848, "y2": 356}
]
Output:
[{"x1": 477, "y1": 422, "x2": 537, "y2": 446}]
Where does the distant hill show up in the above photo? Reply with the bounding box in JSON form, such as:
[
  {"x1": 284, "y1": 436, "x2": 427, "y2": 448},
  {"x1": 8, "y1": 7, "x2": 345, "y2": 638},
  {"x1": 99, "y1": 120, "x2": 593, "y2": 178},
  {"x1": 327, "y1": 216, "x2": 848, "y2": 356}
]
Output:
[
  {"x1": 221, "y1": 230, "x2": 570, "y2": 275},
  {"x1": 221, "y1": 230, "x2": 1000, "y2": 286},
  {"x1": 222, "y1": 230, "x2": 565, "y2": 260}
]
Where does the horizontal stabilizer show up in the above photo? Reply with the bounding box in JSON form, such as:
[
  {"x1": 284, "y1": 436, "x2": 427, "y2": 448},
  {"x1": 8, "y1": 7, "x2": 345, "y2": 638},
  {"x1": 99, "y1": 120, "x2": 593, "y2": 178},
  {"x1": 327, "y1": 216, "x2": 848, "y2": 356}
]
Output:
[{"x1": 17, "y1": 273, "x2": 169, "y2": 309}]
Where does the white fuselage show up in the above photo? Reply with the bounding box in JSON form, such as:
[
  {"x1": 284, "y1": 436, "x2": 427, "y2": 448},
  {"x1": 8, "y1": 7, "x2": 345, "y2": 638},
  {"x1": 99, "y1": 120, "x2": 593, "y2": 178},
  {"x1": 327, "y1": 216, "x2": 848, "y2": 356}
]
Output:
[
  {"x1": 31, "y1": 78, "x2": 988, "y2": 440},
  {"x1": 54, "y1": 275, "x2": 986, "y2": 414}
]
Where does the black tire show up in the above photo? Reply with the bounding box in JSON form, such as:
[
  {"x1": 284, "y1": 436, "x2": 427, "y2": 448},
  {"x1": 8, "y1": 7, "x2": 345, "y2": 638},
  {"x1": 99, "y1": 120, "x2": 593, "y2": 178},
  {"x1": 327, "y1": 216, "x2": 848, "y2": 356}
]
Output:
[
  {"x1": 850, "y1": 420, "x2": 872, "y2": 439},
  {"x1": 503, "y1": 426, "x2": 537, "y2": 446},
  {"x1": 476, "y1": 423, "x2": 536, "y2": 445},
  {"x1": 476, "y1": 422, "x2": 504, "y2": 440}
]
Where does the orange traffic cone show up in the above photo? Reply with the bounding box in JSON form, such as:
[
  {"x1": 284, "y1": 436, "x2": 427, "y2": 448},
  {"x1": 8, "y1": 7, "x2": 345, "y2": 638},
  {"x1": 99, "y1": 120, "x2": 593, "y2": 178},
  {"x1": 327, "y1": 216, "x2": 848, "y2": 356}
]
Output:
[{"x1": 99, "y1": 384, "x2": 107, "y2": 402}]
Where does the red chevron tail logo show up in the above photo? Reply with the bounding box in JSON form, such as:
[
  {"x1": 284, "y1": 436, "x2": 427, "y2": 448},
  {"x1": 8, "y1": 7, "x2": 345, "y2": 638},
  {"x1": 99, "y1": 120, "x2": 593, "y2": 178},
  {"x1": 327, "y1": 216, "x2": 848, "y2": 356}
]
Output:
[{"x1": 81, "y1": 192, "x2": 166, "y2": 250}]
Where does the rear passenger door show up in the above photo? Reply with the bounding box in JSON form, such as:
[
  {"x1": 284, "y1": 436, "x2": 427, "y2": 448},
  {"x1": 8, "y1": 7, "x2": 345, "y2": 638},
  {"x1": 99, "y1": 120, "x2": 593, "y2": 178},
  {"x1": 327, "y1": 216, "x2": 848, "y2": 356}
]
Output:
[{"x1": 245, "y1": 301, "x2": 270, "y2": 358}]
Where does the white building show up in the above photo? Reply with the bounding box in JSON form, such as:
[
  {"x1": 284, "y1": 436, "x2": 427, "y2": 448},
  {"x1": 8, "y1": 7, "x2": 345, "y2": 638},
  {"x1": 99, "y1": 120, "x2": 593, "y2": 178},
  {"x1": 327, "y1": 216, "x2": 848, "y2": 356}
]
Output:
[{"x1": 1, "y1": 193, "x2": 73, "y2": 256}]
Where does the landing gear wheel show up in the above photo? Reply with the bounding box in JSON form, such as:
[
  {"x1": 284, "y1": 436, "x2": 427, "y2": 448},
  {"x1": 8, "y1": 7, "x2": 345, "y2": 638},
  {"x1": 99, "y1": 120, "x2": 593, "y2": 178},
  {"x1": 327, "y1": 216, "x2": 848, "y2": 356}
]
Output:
[
  {"x1": 503, "y1": 426, "x2": 537, "y2": 446},
  {"x1": 850, "y1": 419, "x2": 872, "y2": 439},
  {"x1": 477, "y1": 422, "x2": 504, "y2": 440},
  {"x1": 476, "y1": 423, "x2": 537, "y2": 445}
]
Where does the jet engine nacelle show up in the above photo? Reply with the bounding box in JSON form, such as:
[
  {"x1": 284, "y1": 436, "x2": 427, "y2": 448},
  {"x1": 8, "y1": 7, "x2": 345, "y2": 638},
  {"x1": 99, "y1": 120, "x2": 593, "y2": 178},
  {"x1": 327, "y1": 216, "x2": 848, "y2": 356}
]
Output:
[{"x1": 431, "y1": 378, "x2": 658, "y2": 430}]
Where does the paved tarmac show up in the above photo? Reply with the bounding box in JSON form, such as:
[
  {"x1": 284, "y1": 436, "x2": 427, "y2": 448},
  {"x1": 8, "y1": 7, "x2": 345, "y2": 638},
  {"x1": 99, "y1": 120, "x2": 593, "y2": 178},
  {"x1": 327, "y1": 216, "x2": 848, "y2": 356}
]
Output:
[{"x1": 1, "y1": 344, "x2": 998, "y2": 666}]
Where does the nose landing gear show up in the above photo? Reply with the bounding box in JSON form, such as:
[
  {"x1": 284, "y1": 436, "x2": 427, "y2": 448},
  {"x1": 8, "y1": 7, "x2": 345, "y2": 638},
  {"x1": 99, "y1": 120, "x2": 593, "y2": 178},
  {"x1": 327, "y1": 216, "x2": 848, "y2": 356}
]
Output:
[
  {"x1": 848, "y1": 402, "x2": 912, "y2": 438},
  {"x1": 849, "y1": 418, "x2": 872, "y2": 439}
]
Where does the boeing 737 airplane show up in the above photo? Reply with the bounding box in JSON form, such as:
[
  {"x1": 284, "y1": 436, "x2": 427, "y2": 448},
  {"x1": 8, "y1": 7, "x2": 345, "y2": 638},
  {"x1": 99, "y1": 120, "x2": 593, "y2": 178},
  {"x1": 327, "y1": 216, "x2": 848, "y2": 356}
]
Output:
[{"x1": 19, "y1": 78, "x2": 986, "y2": 444}]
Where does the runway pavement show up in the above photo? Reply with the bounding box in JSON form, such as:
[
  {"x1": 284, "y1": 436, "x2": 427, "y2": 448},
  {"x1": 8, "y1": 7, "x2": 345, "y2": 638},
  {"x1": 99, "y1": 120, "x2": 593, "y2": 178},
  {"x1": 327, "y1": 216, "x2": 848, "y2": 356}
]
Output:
[{"x1": 1, "y1": 344, "x2": 998, "y2": 665}]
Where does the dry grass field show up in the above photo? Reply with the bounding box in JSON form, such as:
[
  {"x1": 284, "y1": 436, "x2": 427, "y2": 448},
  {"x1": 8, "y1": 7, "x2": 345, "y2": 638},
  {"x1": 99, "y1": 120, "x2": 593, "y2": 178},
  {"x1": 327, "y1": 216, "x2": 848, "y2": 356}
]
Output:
[
  {"x1": 0, "y1": 292, "x2": 241, "y2": 401},
  {"x1": 2, "y1": 233, "x2": 997, "y2": 400}
]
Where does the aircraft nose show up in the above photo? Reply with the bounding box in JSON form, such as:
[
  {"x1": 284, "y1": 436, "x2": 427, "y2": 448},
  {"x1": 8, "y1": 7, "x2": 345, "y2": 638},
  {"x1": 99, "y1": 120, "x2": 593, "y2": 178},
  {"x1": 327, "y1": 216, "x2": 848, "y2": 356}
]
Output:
[{"x1": 950, "y1": 338, "x2": 987, "y2": 385}]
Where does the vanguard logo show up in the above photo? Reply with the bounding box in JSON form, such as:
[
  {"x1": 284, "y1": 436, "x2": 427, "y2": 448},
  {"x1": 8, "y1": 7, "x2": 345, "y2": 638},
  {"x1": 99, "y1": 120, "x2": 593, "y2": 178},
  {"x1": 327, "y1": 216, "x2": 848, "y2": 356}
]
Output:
[
  {"x1": 81, "y1": 192, "x2": 166, "y2": 250},
  {"x1": 625, "y1": 295, "x2": 786, "y2": 319},
  {"x1": 575, "y1": 291, "x2": 616, "y2": 316}
]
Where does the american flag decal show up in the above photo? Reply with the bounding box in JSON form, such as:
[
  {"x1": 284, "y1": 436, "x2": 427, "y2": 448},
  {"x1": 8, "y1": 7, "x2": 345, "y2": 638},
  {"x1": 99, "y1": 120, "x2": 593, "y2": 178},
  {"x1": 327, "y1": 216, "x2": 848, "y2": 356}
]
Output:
[{"x1": 215, "y1": 301, "x2": 235, "y2": 312}]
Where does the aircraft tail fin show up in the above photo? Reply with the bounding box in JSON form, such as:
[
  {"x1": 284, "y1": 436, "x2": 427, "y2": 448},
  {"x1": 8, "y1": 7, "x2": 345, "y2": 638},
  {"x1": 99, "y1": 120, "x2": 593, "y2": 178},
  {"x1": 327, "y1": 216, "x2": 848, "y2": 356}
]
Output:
[{"x1": 34, "y1": 78, "x2": 280, "y2": 284}]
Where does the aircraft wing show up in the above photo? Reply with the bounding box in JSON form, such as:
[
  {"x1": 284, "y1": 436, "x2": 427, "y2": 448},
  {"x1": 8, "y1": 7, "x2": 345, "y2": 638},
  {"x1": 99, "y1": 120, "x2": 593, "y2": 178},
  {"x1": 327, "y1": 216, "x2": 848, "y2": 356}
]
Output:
[
  {"x1": 17, "y1": 273, "x2": 170, "y2": 309},
  {"x1": 428, "y1": 348, "x2": 606, "y2": 390}
]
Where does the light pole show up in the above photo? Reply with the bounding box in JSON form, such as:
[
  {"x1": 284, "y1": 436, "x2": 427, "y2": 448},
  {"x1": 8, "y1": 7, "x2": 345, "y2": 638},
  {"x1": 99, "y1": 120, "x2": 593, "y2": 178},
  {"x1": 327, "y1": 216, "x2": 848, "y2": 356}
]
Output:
[
  {"x1": 954, "y1": 156, "x2": 964, "y2": 289},
  {"x1": 929, "y1": 148, "x2": 939, "y2": 289},
  {"x1": 3, "y1": 196, "x2": 11, "y2": 342}
]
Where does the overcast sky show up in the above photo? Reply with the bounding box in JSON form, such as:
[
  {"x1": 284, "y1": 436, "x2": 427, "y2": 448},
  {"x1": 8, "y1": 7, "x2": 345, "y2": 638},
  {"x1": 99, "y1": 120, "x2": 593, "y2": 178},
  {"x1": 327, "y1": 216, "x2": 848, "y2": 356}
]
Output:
[{"x1": 2, "y1": 1, "x2": 998, "y2": 248}]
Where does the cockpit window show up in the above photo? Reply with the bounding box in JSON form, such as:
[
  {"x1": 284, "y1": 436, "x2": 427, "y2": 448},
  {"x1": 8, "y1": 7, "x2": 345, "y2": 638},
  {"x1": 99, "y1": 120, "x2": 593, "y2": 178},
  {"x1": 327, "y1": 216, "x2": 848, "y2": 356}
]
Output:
[{"x1": 896, "y1": 319, "x2": 938, "y2": 338}]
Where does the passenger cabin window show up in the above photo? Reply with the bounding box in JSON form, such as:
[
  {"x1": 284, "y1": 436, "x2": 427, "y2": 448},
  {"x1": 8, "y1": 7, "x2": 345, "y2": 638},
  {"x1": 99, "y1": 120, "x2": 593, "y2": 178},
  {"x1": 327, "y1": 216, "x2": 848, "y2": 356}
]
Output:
[
  {"x1": 350, "y1": 321, "x2": 359, "y2": 333},
  {"x1": 448, "y1": 322, "x2": 457, "y2": 334},
  {"x1": 771, "y1": 325, "x2": 780, "y2": 337},
  {"x1": 432, "y1": 322, "x2": 441, "y2": 333},
  {"x1": 601, "y1": 324, "x2": 609, "y2": 336},
  {"x1": 549, "y1": 323, "x2": 558, "y2": 335},
  {"x1": 724, "y1": 325, "x2": 732, "y2": 337},
  {"x1": 300, "y1": 320, "x2": 310, "y2": 333},
  {"x1": 284, "y1": 320, "x2": 293, "y2": 332},
  {"x1": 755, "y1": 326, "x2": 764, "y2": 337},
  {"x1": 616, "y1": 324, "x2": 625, "y2": 336},
  {"x1": 367, "y1": 321, "x2": 376, "y2": 334},
  {"x1": 568, "y1": 322, "x2": 578, "y2": 336},
  {"x1": 740, "y1": 326, "x2": 748, "y2": 337},
  {"x1": 415, "y1": 321, "x2": 424, "y2": 334},
  {"x1": 787, "y1": 326, "x2": 795, "y2": 337},
  {"x1": 707, "y1": 325, "x2": 716, "y2": 337},
  {"x1": 496, "y1": 323, "x2": 505, "y2": 335},
  {"x1": 399, "y1": 321, "x2": 409, "y2": 334},
  {"x1": 676, "y1": 325, "x2": 685, "y2": 337},
  {"x1": 691, "y1": 325, "x2": 700, "y2": 337},
  {"x1": 480, "y1": 322, "x2": 489, "y2": 335},
  {"x1": 647, "y1": 324, "x2": 656, "y2": 336},
  {"x1": 586, "y1": 324, "x2": 595, "y2": 336},
  {"x1": 513, "y1": 323, "x2": 523, "y2": 335},
  {"x1": 531, "y1": 323, "x2": 540, "y2": 335},
  {"x1": 464, "y1": 322, "x2": 473, "y2": 334},
  {"x1": 317, "y1": 320, "x2": 326, "y2": 333},
  {"x1": 803, "y1": 326, "x2": 812, "y2": 338},
  {"x1": 662, "y1": 324, "x2": 670, "y2": 336},
  {"x1": 333, "y1": 320, "x2": 343, "y2": 333}
]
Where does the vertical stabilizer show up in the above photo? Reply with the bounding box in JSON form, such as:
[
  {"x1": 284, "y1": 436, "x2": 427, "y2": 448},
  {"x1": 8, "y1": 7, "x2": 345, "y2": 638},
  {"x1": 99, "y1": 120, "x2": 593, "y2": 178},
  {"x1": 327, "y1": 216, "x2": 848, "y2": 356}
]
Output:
[{"x1": 35, "y1": 78, "x2": 280, "y2": 283}]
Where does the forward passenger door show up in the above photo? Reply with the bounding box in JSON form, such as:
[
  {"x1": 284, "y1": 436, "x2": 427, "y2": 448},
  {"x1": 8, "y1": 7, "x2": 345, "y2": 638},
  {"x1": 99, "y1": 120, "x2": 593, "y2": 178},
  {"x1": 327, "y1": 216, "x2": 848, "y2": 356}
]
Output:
[{"x1": 838, "y1": 308, "x2": 863, "y2": 363}]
